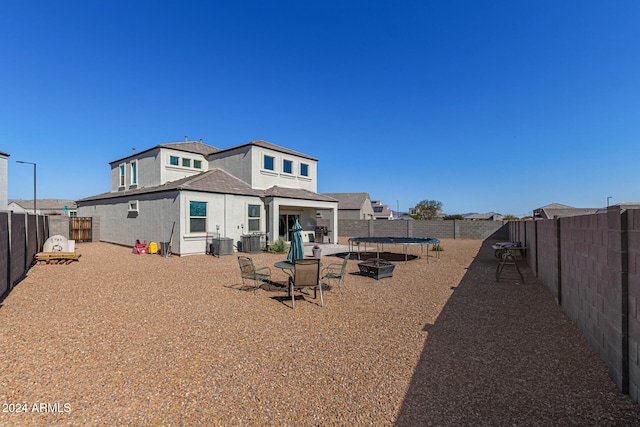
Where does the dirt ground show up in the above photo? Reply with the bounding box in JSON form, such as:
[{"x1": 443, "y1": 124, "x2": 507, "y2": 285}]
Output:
[{"x1": 0, "y1": 239, "x2": 639, "y2": 426}]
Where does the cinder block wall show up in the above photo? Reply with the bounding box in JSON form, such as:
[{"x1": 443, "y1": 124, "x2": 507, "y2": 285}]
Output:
[
  {"x1": 0, "y1": 213, "x2": 48, "y2": 300},
  {"x1": 92, "y1": 215, "x2": 100, "y2": 242},
  {"x1": 48, "y1": 216, "x2": 70, "y2": 238},
  {"x1": 510, "y1": 208, "x2": 640, "y2": 404},
  {"x1": 627, "y1": 210, "x2": 640, "y2": 402},
  {"x1": 561, "y1": 212, "x2": 626, "y2": 390},
  {"x1": 525, "y1": 220, "x2": 537, "y2": 273},
  {"x1": 338, "y1": 219, "x2": 505, "y2": 240},
  {"x1": 458, "y1": 220, "x2": 508, "y2": 239},
  {"x1": 0, "y1": 212, "x2": 8, "y2": 297},
  {"x1": 536, "y1": 219, "x2": 560, "y2": 301}
]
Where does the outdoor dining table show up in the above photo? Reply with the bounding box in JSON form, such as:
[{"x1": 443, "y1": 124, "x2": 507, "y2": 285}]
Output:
[{"x1": 274, "y1": 260, "x2": 323, "y2": 276}]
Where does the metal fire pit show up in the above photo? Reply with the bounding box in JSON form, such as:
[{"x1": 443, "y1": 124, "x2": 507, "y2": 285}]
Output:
[{"x1": 358, "y1": 258, "x2": 395, "y2": 280}]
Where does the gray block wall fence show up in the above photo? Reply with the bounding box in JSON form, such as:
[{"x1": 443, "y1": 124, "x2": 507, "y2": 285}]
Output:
[
  {"x1": 337, "y1": 219, "x2": 508, "y2": 242},
  {"x1": 0, "y1": 212, "x2": 48, "y2": 300},
  {"x1": 509, "y1": 207, "x2": 640, "y2": 404},
  {"x1": 48, "y1": 215, "x2": 70, "y2": 238}
]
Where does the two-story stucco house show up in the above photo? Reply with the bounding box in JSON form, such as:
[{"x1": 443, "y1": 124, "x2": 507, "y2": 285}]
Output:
[{"x1": 76, "y1": 139, "x2": 339, "y2": 255}]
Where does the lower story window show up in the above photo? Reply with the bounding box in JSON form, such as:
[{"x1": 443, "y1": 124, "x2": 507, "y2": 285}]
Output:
[
  {"x1": 248, "y1": 204, "x2": 261, "y2": 232},
  {"x1": 190, "y1": 201, "x2": 207, "y2": 233}
]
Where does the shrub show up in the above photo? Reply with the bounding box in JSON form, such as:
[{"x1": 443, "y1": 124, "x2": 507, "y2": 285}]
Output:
[
  {"x1": 432, "y1": 244, "x2": 444, "y2": 252},
  {"x1": 269, "y1": 238, "x2": 289, "y2": 254}
]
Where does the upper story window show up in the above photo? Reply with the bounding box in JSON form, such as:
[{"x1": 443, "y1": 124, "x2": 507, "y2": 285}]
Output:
[
  {"x1": 130, "y1": 160, "x2": 138, "y2": 185},
  {"x1": 283, "y1": 159, "x2": 293, "y2": 174},
  {"x1": 182, "y1": 158, "x2": 191, "y2": 167},
  {"x1": 264, "y1": 155, "x2": 275, "y2": 171},
  {"x1": 119, "y1": 164, "x2": 125, "y2": 187},
  {"x1": 170, "y1": 156, "x2": 179, "y2": 166},
  {"x1": 300, "y1": 163, "x2": 309, "y2": 177},
  {"x1": 194, "y1": 160, "x2": 202, "y2": 169}
]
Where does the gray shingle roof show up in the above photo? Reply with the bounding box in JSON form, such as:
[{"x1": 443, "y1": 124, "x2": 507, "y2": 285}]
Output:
[
  {"x1": 158, "y1": 142, "x2": 221, "y2": 156},
  {"x1": 110, "y1": 141, "x2": 220, "y2": 164},
  {"x1": 9, "y1": 199, "x2": 77, "y2": 210},
  {"x1": 77, "y1": 169, "x2": 262, "y2": 202},
  {"x1": 322, "y1": 192, "x2": 370, "y2": 210},
  {"x1": 216, "y1": 140, "x2": 318, "y2": 161},
  {"x1": 263, "y1": 186, "x2": 337, "y2": 202}
]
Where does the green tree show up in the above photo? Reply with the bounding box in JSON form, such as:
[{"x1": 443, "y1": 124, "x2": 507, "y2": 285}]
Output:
[
  {"x1": 414, "y1": 199, "x2": 443, "y2": 220},
  {"x1": 503, "y1": 214, "x2": 520, "y2": 220},
  {"x1": 444, "y1": 214, "x2": 465, "y2": 220}
]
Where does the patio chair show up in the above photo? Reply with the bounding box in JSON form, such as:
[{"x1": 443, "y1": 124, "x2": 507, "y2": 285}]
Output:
[
  {"x1": 322, "y1": 253, "x2": 350, "y2": 292},
  {"x1": 288, "y1": 258, "x2": 323, "y2": 309},
  {"x1": 237, "y1": 256, "x2": 271, "y2": 293}
]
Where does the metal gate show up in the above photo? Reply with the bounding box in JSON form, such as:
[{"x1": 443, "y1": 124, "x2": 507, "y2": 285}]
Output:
[{"x1": 70, "y1": 217, "x2": 92, "y2": 242}]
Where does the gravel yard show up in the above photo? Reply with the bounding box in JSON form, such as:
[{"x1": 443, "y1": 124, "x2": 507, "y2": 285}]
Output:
[{"x1": 0, "y1": 239, "x2": 639, "y2": 426}]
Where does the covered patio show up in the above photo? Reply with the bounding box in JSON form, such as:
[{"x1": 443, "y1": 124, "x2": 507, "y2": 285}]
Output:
[{"x1": 262, "y1": 186, "x2": 338, "y2": 245}]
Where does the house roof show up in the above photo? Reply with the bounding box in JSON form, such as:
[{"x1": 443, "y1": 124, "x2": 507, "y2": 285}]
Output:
[
  {"x1": 9, "y1": 199, "x2": 77, "y2": 210},
  {"x1": 110, "y1": 141, "x2": 220, "y2": 164},
  {"x1": 77, "y1": 171, "x2": 337, "y2": 203},
  {"x1": 463, "y1": 212, "x2": 502, "y2": 220},
  {"x1": 321, "y1": 192, "x2": 370, "y2": 210},
  {"x1": 263, "y1": 186, "x2": 338, "y2": 202},
  {"x1": 0, "y1": 150, "x2": 9, "y2": 157},
  {"x1": 534, "y1": 203, "x2": 599, "y2": 219},
  {"x1": 536, "y1": 203, "x2": 575, "y2": 210},
  {"x1": 217, "y1": 140, "x2": 318, "y2": 162},
  {"x1": 77, "y1": 169, "x2": 263, "y2": 202},
  {"x1": 158, "y1": 141, "x2": 221, "y2": 156},
  {"x1": 109, "y1": 139, "x2": 317, "y2": 165}
]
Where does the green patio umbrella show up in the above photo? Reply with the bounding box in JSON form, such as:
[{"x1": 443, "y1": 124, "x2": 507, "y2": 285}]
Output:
[{"x1": 286, "y1": 219, "x2": 304, "y2": 263}]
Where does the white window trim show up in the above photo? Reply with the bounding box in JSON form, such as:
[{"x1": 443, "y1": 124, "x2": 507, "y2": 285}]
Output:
[
  {"x1": 282, "y1": 158, "x2": 293, "y2": 174},
  {"x1": 130, "y1": 160, "x2": 138, "y2": 186},
  {"x1": 119, "y1": 163, "x2": 126, "y2": 187},
  {"x1": 247, "y1": 204, "x2": 262, "y2": 233},
  {"x1": 263, "y1": 154, "x2": 275, "y2": 171},
  {"x1": 128, "y1": 200, "x2": 139, "y2": 212},
  {"x1": 187, "y1": 200, "x2": 208, "y2": 235}
]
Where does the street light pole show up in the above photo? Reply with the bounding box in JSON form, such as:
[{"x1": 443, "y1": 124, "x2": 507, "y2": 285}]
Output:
[{"x1": 16, "y1": 161, "x2": 36, "y2": 214}]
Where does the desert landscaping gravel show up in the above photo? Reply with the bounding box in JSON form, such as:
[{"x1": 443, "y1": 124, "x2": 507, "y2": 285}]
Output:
[{"x1": 1, "y1": 238, "x2": 639, "y2": 426}]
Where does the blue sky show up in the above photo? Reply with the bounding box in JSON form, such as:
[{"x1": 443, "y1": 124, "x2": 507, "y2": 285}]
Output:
[{"x1": 2, "y1": 1, "x2": 639, "y2": 217}]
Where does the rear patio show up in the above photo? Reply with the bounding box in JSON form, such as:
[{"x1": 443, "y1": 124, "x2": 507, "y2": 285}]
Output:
[{"x1": 0, "y1": 239, "x2": 638, "y2": 425}]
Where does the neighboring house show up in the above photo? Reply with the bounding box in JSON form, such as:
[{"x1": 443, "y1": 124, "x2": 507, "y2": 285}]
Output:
[
  {"x1": 393, "y1": 211, "x2": 414, "y2": 220},
  {"x1": 533, "y1": 203, "x2": 599, "y2": 219},
  {"x1": 0, "y1": 151, "x2": 8, "y2": 210},
  {"x1": 8, "y1": 199, "x2": 77, "y2": 216},
  {"x1": 371, "y1": 200, "x2": 394, "y2": 220},
  {"x1": 463, "y1": 212, "x2": 504, "y2": 221},
  {"x1": 319, "y1": 192, "x2": 375, "y2": 220},
  {"x1": 77, "y1": 139, "x2": 339, "y2": 255}
]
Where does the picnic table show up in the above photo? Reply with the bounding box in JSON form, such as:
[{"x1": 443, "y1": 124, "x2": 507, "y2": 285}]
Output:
[{"x1": 493, "y1": 243, "x2": 526, "y2": 282}]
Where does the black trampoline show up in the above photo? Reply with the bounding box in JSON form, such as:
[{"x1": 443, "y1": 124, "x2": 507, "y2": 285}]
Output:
[{"x1": 348, "y1": 236, "x2": 441, "y2": 262}]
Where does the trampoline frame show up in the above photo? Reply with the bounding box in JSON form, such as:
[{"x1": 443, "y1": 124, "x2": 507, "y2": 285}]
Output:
[{"x1": 347, "y1": 236, "x2": 441, "y2": 263}]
